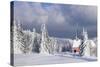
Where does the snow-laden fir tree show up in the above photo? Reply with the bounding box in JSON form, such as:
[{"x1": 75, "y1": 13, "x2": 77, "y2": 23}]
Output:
[
  {"x1": 40, "y1": 24, "x2": 50, "y2": 54},
  {"x1": 32, "y1": 28, "x2": 41, "y2": 53},
  {"x1": 48, "y1": 38, "x2": 56, "y2": 54},
  {"x1": 13, "y1": 20, "x2": 23, "y2": 54},
  {"x1": 13, "y1": 20, "x2": 34, "y2": 54},
  {"x1": 31, "y1": 28, "x2": 36, "y2": 52},
  {"x1": 79, "y1": 28, "x2": 90, "y2": 56},
  {"x1": 40, "y1": 24, "x2": 59, "y2": 54},
  {"x1": 52, "y1": 38, "x2": 58, "y2": 54},
  {"x1": 21, "y1": 29, "x2": 33, "y2": 54},
  {"x1": 13, "y1": 21, "x2": 22, "y2": 54},
  {"x1": 79, "y1": 28, "x2": 87, "y2": 56}
]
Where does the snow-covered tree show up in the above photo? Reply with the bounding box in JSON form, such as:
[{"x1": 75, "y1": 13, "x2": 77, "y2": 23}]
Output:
[
  {"x1": 40, "y1": 24, "x2": 49, "y2": 54},
  {"x1": 20, "y1": 30, "x2": 33, "y2": 54},
  {"x1": 13, "y1": 20, "x2": 34, "y2": 54},
  {"x1": 79, "y1": 28, "x2": 97, "y2": 57},
  {"x1": 53, "y1": 39, "x2": 58, "y2": 53},
  {"x1": 79, "y1": 41, "x2": 86, "y2": 56},
  {"x1": 32, "y1": 32, "x2": 41, "y2": 53},
  {"x1": 48, "y1": 38, "x2": 55, "y2": 54},
  {"x1": 13, "y1": 20, "x2": 23, "y2": 54},
  {"x1": 79, "y1": 28, "x2": 88, "y2": 56}
]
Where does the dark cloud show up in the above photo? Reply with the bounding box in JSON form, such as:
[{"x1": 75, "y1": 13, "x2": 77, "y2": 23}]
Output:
[{"x1": 14, "y1": 1, "x2": 97, "y2": 38}]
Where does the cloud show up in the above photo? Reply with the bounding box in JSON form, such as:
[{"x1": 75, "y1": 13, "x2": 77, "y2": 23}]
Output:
[
  {"x1": 69, "y1": 5, "x2": 97, "y2": 23},
  {"x1": 46, "y1": 5, "x2": 65, "y2": 24},
  {"x1": 14, "y1": 2, "x2": 66, "y2": 25},
  {"x1": 14, "y1": 2, "x2": 97, "y2": 38},
  {"x1": 14, "y1": 2, "x2": 47, "y2": 24}
]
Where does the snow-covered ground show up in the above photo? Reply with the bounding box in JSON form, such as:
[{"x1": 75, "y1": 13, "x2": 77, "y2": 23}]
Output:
[{"x1": 14, "y1": 53, "x2": 97, "y2": 66}]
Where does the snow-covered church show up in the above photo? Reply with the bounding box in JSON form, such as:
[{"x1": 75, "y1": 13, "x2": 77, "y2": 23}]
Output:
[{"x1": 12, "y1": 20, "x2": 97, "y2": 57}]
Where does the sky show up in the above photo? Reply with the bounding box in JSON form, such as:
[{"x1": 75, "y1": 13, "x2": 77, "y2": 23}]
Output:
[{"x1": 13, "y1": 1, "x2": 97, "y2": 39}]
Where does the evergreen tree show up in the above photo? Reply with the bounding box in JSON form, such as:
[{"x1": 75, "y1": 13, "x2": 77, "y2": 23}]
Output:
[
  {"x1": 79, "y1": 28, "x2": 88, "y2": 56},
  {"x1": 20, "y1": 30, "x2": 33, "y2": 54},
  {"x1": 13, "y1": 20, "x2": 23, "y2": 54}
]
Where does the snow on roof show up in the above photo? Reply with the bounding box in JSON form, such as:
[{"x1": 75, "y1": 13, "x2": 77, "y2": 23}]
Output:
[{"x1": 72, "y1": 39, "x2": 81, "y2": 48}]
